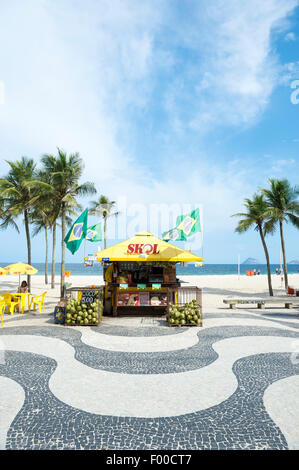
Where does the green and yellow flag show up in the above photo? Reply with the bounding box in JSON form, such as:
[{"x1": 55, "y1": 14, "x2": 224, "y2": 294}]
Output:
[
  {"x1": 162, "y1": 227, "x2": 187, "y2": 242},
  {"x1": 64, "y1": 209, "x2": 88, "y2": 254},
  {"x1": 176, "y1": 208, "x2": 201, "y2": 237},
  {"x1": 85, "y1": 222, "x2": 102, "y2": 242}
]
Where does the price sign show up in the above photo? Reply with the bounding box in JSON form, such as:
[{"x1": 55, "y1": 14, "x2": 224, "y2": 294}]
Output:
[
  {"x1": 152, "y1": 283, "x2": 161, "y2": 290},
  {"x1": 119, "y1": 283, "x2": 128, "y2": 290},
  {"x1": 137, "y1": 284, "x2": 146, "y2": 290},
  {"x1": 80, "y1": 290, "x2": 96, "y2": 304}
]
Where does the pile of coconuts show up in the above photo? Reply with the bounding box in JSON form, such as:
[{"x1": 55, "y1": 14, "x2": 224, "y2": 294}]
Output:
[
  {"x1": 65, "y1": 297, "x2": 102, "y2": 325},
  {"x1": 167, "y1": 299, "x2": 202, "y2": 326}
]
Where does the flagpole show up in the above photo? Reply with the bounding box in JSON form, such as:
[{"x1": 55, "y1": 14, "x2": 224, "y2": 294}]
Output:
[{"x1": 238, "y1": 254, "x2": 240, "y2": 280}]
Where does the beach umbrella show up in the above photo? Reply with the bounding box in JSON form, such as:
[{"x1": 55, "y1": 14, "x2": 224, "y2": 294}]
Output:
[
  {"x1": 0, "y1": 267, "x2": 7, "y2": 276},
  {"x1": 3, "y1": 262, "x2": 38, "y2": 289}
]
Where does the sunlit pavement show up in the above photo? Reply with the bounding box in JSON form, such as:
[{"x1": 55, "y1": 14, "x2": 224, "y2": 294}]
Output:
[{"x1": 0, "y1": 310, "x2": 298, "y2": 450}]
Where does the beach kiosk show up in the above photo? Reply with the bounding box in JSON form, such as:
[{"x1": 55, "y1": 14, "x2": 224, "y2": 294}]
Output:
[{"x1": 94, "y1": 231, "x2": 203, "y2": 316}]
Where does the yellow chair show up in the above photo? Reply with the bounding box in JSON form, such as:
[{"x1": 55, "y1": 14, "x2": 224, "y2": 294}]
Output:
[
  {"x1": 1, "y1": 293, "x2": 20, "y2": 315},
  {"x1": 0, "y1": 302, "x2": 5, "y2": 326},
  {"x1": 30, "y1": 292, "x2": 47, "y2": 313}
]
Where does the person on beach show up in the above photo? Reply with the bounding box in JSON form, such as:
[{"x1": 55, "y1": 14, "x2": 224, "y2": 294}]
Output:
[
  {"x1": 257, "y1": 269, "x2": 261, "y2": 275},
  {"x1": 18, "y1": 281, "x2": 28, "y2": 293}
]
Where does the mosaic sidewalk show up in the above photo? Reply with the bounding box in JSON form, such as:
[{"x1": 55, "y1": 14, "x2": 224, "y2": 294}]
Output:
[{"x1": 0, "y1": 311, "x2": 298, "y2": 450}]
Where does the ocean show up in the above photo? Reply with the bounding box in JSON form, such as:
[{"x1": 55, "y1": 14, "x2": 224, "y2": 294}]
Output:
[{"x1": 1, "y1": 263, "x2": 298, "y2": 276}]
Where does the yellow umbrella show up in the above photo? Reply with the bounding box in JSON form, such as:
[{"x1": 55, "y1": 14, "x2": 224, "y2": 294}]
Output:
[
  {"x1": 4, "y1": 262, "x2": 38, "y2": 289},
  {"x1": 0, "y1": 267, "x2": 7, "y2": 276}
]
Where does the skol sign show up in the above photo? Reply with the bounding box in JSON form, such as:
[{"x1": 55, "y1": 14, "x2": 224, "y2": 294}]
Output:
[{"x1": 127, "y1": 243, "x2": 160, "y2": 254}]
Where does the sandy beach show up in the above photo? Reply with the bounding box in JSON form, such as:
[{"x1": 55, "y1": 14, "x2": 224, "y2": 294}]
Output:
[{"x1": 1, "y1": 273, "x2": 299, "y2": 311}]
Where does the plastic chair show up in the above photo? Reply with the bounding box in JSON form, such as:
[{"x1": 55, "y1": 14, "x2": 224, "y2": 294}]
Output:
[
  {"x1": 30, "y1": 292, "x2": 47, "y2": 313},
  {"x1": 0, "y1": 302, "x2": 5, "y2": 326},
  {"x1": 1, "y1": 293, "x2": 20, "y2": 315}
]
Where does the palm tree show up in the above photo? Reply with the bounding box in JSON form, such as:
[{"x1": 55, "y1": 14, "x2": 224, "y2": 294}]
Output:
[
  {"x1": 31, "y1": 170, "x2": 76, "y2": 289},
  {"x1": 0, "y1": 158, "x2": 51, "y2": 291},
  {"x1": 261, "y1": 179, "x2": 299, "y2": 290},
  {"x1": 89, "y1": 195, "x2": 119, "y2": 249},
  {"x1": 232, "y1": 193, "x2": 274, "y2": 296},
  {"x1": 30, "y1": 209, "x2": 51, "y2": 284},
  {"x1": 30, "y1": 170, "x2": 55, "y2": 285},
  {"x1": 49, "y1": 203, "x2": 82, "y2": 290},
  {"x1": 42, "y1": 149, "x2": 96, "y2": 296}
]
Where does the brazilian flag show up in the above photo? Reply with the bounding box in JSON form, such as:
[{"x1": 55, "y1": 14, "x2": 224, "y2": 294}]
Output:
[
  {"x1": 162, "y1": 227, "x2": 187, "y2": 242},
  {"x1": 64, "y1": 209, "x2": 88, "y2": 254},
  {"x1": 85, "y1": 222, "x2": 102, "y2": 242},
  {"x1": 176, "y1": 208, "x2": 201, "y2": 237}
]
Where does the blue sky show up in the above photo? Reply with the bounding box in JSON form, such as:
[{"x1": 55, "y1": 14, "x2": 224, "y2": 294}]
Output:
[{"x1": 0, "y1": 0, "x2": 298, "y2": 264}]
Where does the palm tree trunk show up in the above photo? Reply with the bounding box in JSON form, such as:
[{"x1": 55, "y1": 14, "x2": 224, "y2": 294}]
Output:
[
  {"x1": 258, "y1": 225, "x2": 273, "y2": 296},
  {"x1": 60, "y1": 202, "x2": 66, "y2": 297},
  {"x1": 45, "y1": 227, "x2": 48, "y2": 284},
  {"x1": 104, "y1": 216, "x2": 107, "y2": 249},
  {"x1": 51, "y1": 223, "x2": 56, "y2": 289},
  {"x1": 279, "y1": 220, "x2": 288, "y2": 289},
  {"x1": 24, "y1": 209, "x2": 31, "y2": 292}
]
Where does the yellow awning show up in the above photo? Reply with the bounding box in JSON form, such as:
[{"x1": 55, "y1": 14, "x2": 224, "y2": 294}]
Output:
[{"x1": 96, "y1": 231, "x2": 203, "y2": 263}]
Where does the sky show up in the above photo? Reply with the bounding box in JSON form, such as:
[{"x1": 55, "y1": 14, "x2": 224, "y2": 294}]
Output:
[{"x1": 0, "y1": 0, "x2": 298, "y2": 264}]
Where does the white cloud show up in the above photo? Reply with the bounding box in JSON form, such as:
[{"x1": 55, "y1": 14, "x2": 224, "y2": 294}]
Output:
[
  {"x1": 0, "y1": 0, "x2": 165, "y2": 174},
  {"x1": 97, "y1": 155, "x2": 258, "y2": 242},
  {"x1": 270, "y1": 158, "x2": 297, "y2": 173},
  {"x1": 0, "y1": 0, "x2": 298, "y2": 262},
  {"x1": 281, "y1": 61, "x2": 299, "y2": 85},
  {"x1": 0, "y1": 82, "x2": 4, "y2": 105},
  {"x1": 164, "y1": 0, "x2": 299, "y2": 131},
  {"x1": 285, "y1": 31, "x2": 296, "y2": 41}
]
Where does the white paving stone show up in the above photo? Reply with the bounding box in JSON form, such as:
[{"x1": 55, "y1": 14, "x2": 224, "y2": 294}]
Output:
[
  {"x1": 263, "y1": 375, "x2": 299, "y2": 450},
  {"x1": 202, "y1": 317, "x2": 298, "y2": 333},
  {"x1": 77, "y1": 326, "x2": 200, "y2": 352},
  {"x1": 0, "y1": 377, "x2": 25, "y2": 450},
  {"x1": 67, "y1": 317, "x2": 298, "y2": 353}
]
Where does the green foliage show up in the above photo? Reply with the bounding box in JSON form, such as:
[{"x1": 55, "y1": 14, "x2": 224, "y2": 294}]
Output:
[
  {"x1": 41, "y1": 148, "x2": 96, "y2": 208},
  {"x1": 89, "y1": 195, "x2": 120, "y2": 248},
  {"x1": 260, "y1": 178, "x2": 299, "y2": 288},
  {"x1": 232, "y1": 193, "x2": 273, "y2": 235},
  {"x1": 232, "y1": 192, "x2": 274, "y2": 296},
  {"x1": 0, "y1": 157, "x2": 51, "y2": 226},
  {"x1": 261, "y1": 178, "x2": 299, "y2": 229}
]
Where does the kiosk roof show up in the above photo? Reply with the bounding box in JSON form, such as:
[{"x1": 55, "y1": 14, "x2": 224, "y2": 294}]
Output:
[{"x1": 96, "y1": 231, "x2": 203, "y2": 262}]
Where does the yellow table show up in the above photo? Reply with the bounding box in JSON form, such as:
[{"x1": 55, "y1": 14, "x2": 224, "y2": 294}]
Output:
[{"x1": 13, "y1": 293, "x2": 31, "y2": 313}]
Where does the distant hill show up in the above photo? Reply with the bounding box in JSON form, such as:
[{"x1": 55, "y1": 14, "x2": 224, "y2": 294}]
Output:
[
  {"x1": 241, "y1": 258, "x2": 262, "y2": 265},
  {"x1": 289, "y1": 260, "x2": 299, "y2": 265}
]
